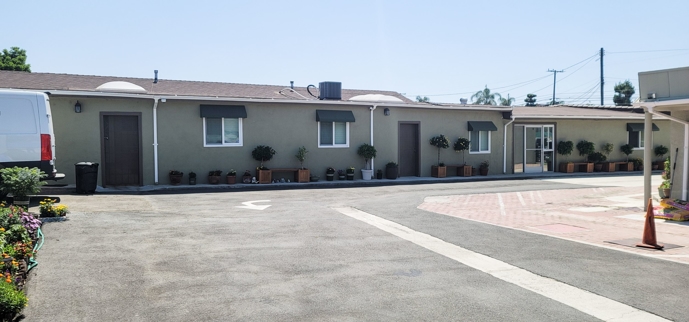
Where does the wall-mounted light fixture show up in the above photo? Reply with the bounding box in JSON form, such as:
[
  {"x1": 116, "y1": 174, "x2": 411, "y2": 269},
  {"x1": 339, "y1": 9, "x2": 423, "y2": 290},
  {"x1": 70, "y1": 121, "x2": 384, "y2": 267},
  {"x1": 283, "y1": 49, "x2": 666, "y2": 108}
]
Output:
[
  {"x1": 384, "y1": 108, "x2": 390, "y2": 116},
  {"x1": 74, "y1": 101, "x2": 82, "y2": 113}
]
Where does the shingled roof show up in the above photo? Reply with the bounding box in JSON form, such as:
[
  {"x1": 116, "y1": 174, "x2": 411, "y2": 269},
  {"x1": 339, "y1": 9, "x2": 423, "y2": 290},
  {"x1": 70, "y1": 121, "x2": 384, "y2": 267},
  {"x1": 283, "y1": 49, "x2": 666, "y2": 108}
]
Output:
[{"x1": 0, "y1": 70, "x2": 414, "y2": 103}]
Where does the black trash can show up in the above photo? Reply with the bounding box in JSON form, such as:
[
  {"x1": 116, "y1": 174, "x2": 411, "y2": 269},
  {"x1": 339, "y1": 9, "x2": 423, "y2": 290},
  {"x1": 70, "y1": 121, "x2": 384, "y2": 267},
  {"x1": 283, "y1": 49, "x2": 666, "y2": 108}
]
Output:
[{"x1": 75, "y1": 162, "x2": 99, "y2": 194}]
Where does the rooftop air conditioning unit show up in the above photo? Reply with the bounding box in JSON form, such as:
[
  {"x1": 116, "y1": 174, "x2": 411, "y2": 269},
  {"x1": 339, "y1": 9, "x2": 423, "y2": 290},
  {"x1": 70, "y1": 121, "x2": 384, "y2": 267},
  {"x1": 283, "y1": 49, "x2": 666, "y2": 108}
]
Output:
[{"x1": 319, "y1": 82, "x2": 342, "y2": 100}]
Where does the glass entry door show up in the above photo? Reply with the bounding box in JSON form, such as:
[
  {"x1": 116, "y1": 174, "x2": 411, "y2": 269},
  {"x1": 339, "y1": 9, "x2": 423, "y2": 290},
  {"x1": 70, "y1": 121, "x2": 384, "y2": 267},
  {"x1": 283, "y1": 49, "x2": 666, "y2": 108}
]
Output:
[{"x1": 518, "y1": 125, "x2": 554, "y2": 173}]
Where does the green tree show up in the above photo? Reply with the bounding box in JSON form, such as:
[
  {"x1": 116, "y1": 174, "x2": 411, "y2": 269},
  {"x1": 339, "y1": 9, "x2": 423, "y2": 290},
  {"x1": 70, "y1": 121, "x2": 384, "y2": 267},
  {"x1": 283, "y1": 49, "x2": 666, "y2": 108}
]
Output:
[
  {"x1": 524, "y1": 93, "x2": 537, "y2": 106},
  {"x1": 500, "y1": 95, "x2": 515, "y2": 106},
  {"x1": 613, "y1": 80, "x2": 635, "y2": 106},
  {"x1": 471, "y1": 86, "x2": 501, "y2": 105},
  {"x1": 0, "y1": 47, "x2": 31, "y2": 72},
  {"x1": 416, "y1": 96, "x2": 430, "y2": 103}
]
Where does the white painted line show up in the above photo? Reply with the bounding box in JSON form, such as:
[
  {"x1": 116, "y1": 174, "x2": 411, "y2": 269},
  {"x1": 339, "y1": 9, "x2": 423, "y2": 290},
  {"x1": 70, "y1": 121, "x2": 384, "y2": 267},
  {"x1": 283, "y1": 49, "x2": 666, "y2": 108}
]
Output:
[
  {"x1": 236, "y1": 200, "x2": 271, "y2": 210},
  {"x1": 516, "y1": 192, "x2": 526, "y2": 206},
  {"x1": 335, "y1": 207, "x2": 669, "y2": 322},
  {"x1": 497, "y1": 193, "x2": 506, "y2": 216}
]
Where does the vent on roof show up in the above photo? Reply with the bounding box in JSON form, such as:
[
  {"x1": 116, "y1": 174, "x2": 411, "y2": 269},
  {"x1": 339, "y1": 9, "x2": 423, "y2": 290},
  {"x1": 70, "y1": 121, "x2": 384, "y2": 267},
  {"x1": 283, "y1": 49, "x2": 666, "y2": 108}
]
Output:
[
  {"x1": 96, "y1": 81, "x2": 147, "y2": 94},
  {"x1": 318, "y1": 82, "x2": 341, "y2": 100}
]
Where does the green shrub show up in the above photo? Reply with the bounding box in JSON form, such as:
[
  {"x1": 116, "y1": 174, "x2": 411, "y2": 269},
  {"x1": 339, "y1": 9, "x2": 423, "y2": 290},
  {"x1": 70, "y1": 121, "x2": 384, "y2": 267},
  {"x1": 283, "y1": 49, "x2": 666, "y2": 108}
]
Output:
[
  {"x1": 576, "y1": 140, "x2": 595, "y2": 161},
  {"x1": 0, "y1": 167, "x2": 45, "y2": 198},
  {"x1": 557, "y1": 141, "x2": 574, "y2": 156},
  {"x1": 620, "y1": 144, "x2": 634, "y2": 162},
  {"x1": 0, "y1": 282, "x2": 27, "y2": 318}
]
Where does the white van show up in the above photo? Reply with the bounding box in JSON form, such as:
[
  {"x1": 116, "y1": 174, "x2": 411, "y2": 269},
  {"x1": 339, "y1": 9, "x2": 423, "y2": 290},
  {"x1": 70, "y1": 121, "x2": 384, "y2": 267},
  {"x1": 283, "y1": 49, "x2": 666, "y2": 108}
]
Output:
[{"x1": 0, "y1": 90, "x2": 64, "y2": 187}]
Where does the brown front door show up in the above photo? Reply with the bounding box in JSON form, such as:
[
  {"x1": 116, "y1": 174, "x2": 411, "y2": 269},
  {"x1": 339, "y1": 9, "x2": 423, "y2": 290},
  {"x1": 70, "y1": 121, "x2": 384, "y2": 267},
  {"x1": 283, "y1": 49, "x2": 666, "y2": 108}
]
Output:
[
  {"x1": 101, "y1": 113, "x2": 142, "y2": 186},
  {"x1": 399, "y1": 122, "x2": 420, "y2": 177}
]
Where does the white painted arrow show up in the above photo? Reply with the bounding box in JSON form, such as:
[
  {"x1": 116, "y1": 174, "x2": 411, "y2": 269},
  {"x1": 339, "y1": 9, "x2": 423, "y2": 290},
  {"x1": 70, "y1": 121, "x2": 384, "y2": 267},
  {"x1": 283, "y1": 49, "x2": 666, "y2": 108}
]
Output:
[{"x1": 236, "y1": 200, "x2": 271, "y2": 210}]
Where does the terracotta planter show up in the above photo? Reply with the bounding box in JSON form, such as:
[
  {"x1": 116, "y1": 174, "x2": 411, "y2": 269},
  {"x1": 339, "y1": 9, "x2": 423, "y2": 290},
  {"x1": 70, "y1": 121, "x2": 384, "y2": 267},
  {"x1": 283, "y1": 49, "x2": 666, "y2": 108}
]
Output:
[
  {"x1": 208, "y1": 175, "x2": 221, "y2": 184},
  {"x1": 559, "y1": 162, "x2": 574, "y2": 173},
  {"x1": 432, "y1": 166, "x2": 446, "y2": 178},
  {"x1": 662, "y1": 188, "x2": 671, "y2": 199},
  {"x1": 169, "y1": 174, "x2": 183, "y2": 185},
  {"x1": 226, "y1": 176, "x2": 236, "y2": 184},
  {"x1": 298, "y1": 169, "x2": 310, "y2": 183}
]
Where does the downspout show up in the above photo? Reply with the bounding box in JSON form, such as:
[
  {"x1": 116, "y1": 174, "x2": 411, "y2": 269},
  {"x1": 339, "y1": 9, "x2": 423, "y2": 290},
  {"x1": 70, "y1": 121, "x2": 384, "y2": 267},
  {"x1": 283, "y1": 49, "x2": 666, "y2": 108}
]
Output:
[
  {"x1": 503, "y1": 116, "x2": 515, "y2": 174},
  {"x1": 370, "y1": 105, "x2": 377, "y2": 171},
  {"x1": 643, "y1": 111, "x2": 653, "y2": 209},
  {"x1": 646, "y1": 106, "x2": 689, "y2": 201},
  {"x1": 152, "y1": 97, "x2": 160, "y2": 185}
]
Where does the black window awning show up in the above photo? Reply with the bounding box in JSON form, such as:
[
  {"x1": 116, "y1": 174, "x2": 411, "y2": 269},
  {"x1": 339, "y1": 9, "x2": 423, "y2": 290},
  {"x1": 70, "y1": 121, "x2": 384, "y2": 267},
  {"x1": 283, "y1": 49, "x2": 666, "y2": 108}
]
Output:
[
  {"x1": 200, "y1": 105, "x2": 247, "y2": 118},
  {"x1": 316, "y1": 110, "x2": 355, "y2": 122},
  {"x1": 627, "y1": 123, "x2": 659, "y2": 131},
  {"x1": 468, "y1": 121, "x2": 498, "y2": 131}
]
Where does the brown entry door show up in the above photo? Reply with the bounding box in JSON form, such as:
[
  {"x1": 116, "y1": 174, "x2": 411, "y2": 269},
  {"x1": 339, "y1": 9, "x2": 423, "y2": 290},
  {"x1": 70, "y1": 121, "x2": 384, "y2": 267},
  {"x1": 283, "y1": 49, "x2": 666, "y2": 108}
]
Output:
[
  {"x1": 102, "y1": 114, "x2": 142, "y2": 186},
  {"x1": 399, "y1": 123, "x2": 420, "y2": 177}
]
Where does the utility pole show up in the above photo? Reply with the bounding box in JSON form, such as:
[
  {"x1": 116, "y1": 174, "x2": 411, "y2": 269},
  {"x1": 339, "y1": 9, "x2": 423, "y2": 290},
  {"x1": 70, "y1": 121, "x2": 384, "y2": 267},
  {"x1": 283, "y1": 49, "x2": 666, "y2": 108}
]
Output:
[
  {"x1": 600, "y1": 47, "x2": 604, "y2": 106},
  {"x1": 548, "y1": 69, "x2": 563, "y2": 105}
]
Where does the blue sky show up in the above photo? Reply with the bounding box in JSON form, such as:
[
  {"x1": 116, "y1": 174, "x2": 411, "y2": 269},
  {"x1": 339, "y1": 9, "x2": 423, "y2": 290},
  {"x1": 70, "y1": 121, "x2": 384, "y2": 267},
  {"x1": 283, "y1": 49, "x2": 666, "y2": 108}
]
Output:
[{"x1": 7, "y1": 0, "x2": 689, "y2": 105}]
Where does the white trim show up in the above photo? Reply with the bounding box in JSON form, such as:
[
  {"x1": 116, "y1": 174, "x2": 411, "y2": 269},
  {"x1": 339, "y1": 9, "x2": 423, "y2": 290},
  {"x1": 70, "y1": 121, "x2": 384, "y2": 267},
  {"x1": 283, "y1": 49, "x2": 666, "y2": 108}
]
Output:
[
  {"x1": 318, "y1": 121, "x2": 350, "y2": 148},
  {"x1": 203, "y1": 117, "x2": 243, "y2": 147}
]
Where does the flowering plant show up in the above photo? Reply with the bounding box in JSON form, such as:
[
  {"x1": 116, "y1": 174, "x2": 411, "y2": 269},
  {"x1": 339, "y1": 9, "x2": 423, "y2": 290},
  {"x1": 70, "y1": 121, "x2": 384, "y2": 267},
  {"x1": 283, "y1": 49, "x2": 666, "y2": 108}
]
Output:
[
  {"x1": 337, "y1": 170, "x2": 344, "y2": 176},
  {"x1": 227, "y1": 169, "x2": 237, "y2": 176},
  {"x1": 346, "y1": 166, "x2": 355, "y2": 174},
  {"x1": 169, "y1": 170, "x2": 183, "y2": 175},
  {"x1": 326, "y1": 167, "x2": 335, "y2": 174},
  {"x1": 39, "y1": 198, "x2": 69, "y2": 217}
]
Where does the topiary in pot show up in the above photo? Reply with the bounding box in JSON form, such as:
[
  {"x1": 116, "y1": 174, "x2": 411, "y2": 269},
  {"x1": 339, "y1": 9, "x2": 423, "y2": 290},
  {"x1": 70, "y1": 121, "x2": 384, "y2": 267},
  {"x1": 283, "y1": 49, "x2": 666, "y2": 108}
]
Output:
[
  {"x1": 453, "y1": 137, "x2": 470, "y2": 165},
  {"x1": 557, "y1": 140, "x2": 574, "y2": 173},
  {"x1": 430, "y1": 135, "x2": 450, "y2": 166},
  {"x1": 357, "y1": 143, "x2": 377, "y2": 170},
  {"x1": 252, "y1": 145, "x2": 276, "y2": 169},
  {"x1": 654, "y1": 145, "x2": 668, "y2": 169},
  {"x1": 576, "y1": 140, "x2": 595, "y2": 162},
  {"x1": 620, "y1": 144, "x2": 634, "y2": 162}
]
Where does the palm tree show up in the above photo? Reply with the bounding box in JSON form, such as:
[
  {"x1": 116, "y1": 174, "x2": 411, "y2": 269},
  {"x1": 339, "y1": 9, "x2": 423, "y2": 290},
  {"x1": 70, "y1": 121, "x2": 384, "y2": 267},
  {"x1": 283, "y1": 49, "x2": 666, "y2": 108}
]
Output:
[
  {"x1": 500, "y1": 94, "x2": 515, "y2": 106},
  {"x1": 471, "y1": 86, "x2": 501, "y2": 105}
]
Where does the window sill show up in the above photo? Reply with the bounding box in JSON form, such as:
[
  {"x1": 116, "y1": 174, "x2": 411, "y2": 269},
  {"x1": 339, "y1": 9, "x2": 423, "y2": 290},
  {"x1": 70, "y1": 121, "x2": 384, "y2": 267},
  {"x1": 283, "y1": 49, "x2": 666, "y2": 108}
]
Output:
[
  {"x1": 204, "y1": 144, "x2": 243, "y2": 148},
  {"x1": 318, "y1": 145, "x2": 349, "y2": 149},
  {"x1": 469, "y1": 151, "x2": 490, "y2": 154}
]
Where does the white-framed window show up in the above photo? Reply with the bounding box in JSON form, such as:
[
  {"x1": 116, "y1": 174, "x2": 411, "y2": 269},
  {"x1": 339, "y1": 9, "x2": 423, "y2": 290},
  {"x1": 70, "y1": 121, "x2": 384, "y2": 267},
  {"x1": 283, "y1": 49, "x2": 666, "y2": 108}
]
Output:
[
  {"x1": 204, "y1": 117, "x2": 243, "y2": 147},
  {"x1": 628, "y1": 130, "x2": 644, "y2": 149},
  {"x1": 470, "y1": 130, "x2": 491, "y2": 153},
  {"x1": 318, "y1": 121, "x2": 349, "y2": 148}
]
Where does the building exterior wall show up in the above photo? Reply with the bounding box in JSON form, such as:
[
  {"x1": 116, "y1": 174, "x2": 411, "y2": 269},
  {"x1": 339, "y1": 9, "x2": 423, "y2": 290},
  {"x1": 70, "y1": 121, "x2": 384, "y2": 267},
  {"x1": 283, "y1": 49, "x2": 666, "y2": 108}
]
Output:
[
  {"x1": 506, "y1": 119, "x2": 671, "y2": 171},
  {"x1": 669, "y1": 110, "x2": 688, "y2": 197},
  {"x1": 50, "y1": 96, "x2": 154, "y2": 186},
  {"x1": 639, "y1": 66, "x2": 689, "y2": 100}
]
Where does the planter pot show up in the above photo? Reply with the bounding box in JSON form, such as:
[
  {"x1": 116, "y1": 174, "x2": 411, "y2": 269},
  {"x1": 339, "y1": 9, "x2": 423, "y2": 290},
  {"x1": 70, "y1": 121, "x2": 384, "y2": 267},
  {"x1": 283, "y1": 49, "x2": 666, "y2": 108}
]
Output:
[
  {"x1": 602, "y1": 162, "x2": 616, "y2": 172},
  {"x1": 376, "y1": 171, "x2": 383, "y2": 179},
  {"x1": 169, "y1": 174, "x2": 183, "y2": 185},
  {"x1": 636, "y1": 165, "x2": 643, "y2": 171},
  {"x1": 559, "y1": 162, "x2": 574, "y2": 173},
  {"x1": 662, "y1": 188, "x2": 671, "y2": 199},
  {"x1": 386, "y1": 166, "x2": 398, "y2": 179},
  {"x1": 458, "y1": 165, "x2": 472, "y2": 177},
  {"x1": 338, "y1": 175, "x2": 346, "y2": 180},
  {"x1": 226, "y1": 176, "x2": 236, "y2": 184},
  {"x1": 208, "y1": 175, "x2": 221, "y2": 184},
  {"x1": 361, "y1": 169, "x2": 373, "y2": 180},
  {"x1": 594, "y1": 163, "x2": 603, "y2": 172},
  {"x1": 12, "y1": 196, "x2": 30, "y2": 207},
  {"x1": 242, "y1": 175, "x2": 252, "y2": 184},
  {"x1": 479, "y1": 167, "x2": 488, "y2": 176},
  {"x1": 258, "y1": 170, "x2": 271, "y2": 184},
  {"x1": 310, "y1": 176, "x2": 320, "y2": 182},
  {"x1": 189, "y1": 177, "x2": 197, "y2": 185},
  {"x1": 326, "y1": 173, "x2": 334, "y2": 181},
  {"x1": 298, "y1": 169, "x2": 310, "y2": 183},
  {"x1": 346, "y1": 173, "x2": 354, "y2": 180},
  {"x1": 431, "y1": 166, "x2": 446, "y2": 178}
]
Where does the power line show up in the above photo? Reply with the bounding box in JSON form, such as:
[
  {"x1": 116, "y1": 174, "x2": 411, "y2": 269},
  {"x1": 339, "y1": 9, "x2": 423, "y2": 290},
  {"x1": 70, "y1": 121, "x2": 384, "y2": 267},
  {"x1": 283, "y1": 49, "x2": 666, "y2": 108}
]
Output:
[{"x1": 607, "y1": 48, "x2": 689, "y2": 54}]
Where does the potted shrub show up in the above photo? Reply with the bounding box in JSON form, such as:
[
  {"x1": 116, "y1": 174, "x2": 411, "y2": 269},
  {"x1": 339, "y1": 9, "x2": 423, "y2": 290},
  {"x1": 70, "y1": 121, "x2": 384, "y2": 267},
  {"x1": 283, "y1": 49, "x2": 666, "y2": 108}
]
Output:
[
  {"x1": 0, "y1": 167, "x2": 45, "y2": 207},
  {"x1": 576, "y1": 140, "x2": 595, "y2": 172},
  {"x1": 337, "y1": 169, "x2": 345, "y2": 180},
  {"x1": 654, "y1": 145, "x2": 668, "y2": 170},
  {"x1": 557, "y1": 140, "x2": 574, "y2": 173},
  {"x1": 620, "y1": 144, "x2": 634, "y2": 171},
  {"x1": 310, "y1": 174, "x2": 320, "y2": 182},
  {"x1": 660, "y1": 157, "x2": 671, "y2": 198},
  {"x1": 189, "y1": 171, "x2": 197, "y2": 185},
  {"x1": 208, "y1": 170, "x2": 222, "y2": 184},
  {"x1": 169, "y1": 170, "x2": 183, "y2": 185},
  {"x1": 454, "y1": 137, "x2": 471, "y2": 176},
  {"x1": 326, "y1": 167, "x2": 335, "y2": 181},
  {"x1": 346, "y1": 166, "x2": 355, "y2": 180},
  {"x1": 600, "y1": 143, "x2": 615, "y2": 172},
  {"x1": 386, "y1": 162, "x2": 399, "y2": 180},
  {"x1": 252, "y1": 145, "x2": 276, "y2": 184},
  {"x1": 357, "y1": 143, "x2": 377, "y2": 180},
  {"x1": 226, "y1": 169, "x2": 237, "y2": 184},
  {"x1": 295, "y1": 146, "x2": 310, "y2": 183},
  {"x1": 242, "y1": 170, "x2": 252, "y2": 184},
  {"x1": 632, "y1": 158, "x2": 643, "y2": 171},
  {"x1": 376, "y1": 169, "x2": 383, "y2": 179},
  {"x1": 587, "y1": 152, "x2": 607, "y2": 172},
  {"x1": 430, "y1": 135, "x2": 450, "y2": 178},
  {"x1": 479, "y1": 160, "x2": 489, "y2": 176}
]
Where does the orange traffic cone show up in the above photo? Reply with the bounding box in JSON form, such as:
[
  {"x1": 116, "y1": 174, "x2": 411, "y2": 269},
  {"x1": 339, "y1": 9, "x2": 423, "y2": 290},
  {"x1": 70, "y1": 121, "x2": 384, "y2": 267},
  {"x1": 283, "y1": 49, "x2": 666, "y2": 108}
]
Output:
[{"x1": 636, "y1": 198, "x2": 664, "y2": 249}]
